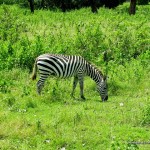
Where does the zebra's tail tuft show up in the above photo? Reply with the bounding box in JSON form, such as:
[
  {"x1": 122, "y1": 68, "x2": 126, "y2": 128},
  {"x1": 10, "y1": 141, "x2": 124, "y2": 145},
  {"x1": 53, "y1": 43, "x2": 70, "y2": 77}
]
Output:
[{"x1": 31, "y1": 59, "x2": 37, "y2": 80}]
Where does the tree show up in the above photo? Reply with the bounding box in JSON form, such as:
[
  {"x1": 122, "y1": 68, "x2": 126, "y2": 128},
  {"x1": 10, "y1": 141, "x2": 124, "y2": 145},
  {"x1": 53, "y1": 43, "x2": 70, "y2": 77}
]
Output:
[
  {"x1": 41, "y1": 0, "x2": 45, "y2": 9},
  {"x1": 129, "y1": 0, "x2": 136, "y2": 15},
  {"x1": 60, "y1": 0, "x2": 66, "y2": 12},
  {"x1": 29, "y1": 0, "x2": 34, "y2": 13},
  {"x1": 89, "y1": 0, "x2": 98, "y2": 13}
]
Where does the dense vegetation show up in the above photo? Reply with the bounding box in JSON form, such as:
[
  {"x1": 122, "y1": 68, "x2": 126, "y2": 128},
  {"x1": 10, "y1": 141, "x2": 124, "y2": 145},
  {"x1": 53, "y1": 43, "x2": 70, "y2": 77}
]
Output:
[
  {"x1": 0, "y1": 2, "x2": 150, "y2": 149},
  {"x1": 1, "y1": 0, "x2": 149, "y2": 10},
  {"x1": 0, "y1": 0, "x2": 127, "y2": 9}
]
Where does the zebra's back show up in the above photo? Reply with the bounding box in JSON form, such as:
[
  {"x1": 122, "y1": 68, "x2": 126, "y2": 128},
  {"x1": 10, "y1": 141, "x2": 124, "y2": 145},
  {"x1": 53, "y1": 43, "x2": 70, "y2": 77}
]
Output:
[{"x1": 36, "y1": 54, "x2": 86, "y2": 78}]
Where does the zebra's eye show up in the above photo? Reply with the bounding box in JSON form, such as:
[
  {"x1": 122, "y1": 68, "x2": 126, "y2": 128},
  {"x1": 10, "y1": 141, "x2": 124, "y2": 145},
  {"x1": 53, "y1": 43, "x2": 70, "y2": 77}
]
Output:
[{"x1": 105, "y1": 85, "x2": 107, "y2": 89}]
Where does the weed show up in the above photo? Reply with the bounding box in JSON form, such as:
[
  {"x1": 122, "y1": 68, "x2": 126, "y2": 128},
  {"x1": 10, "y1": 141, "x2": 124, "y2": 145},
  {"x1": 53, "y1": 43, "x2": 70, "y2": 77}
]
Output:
[
  {"x1": 73, "y1": 112, "x2": 82, "y2": 126},
  {"x1": 0, "y1": 80, "x2": 11, "y2": 93},
  {"x1": 111, "y1": 137, "x2": 139, "y2": 150},
  {"x1": 22, "y1": 85, "x2": 30, "y2": 97},
  {"x1": 26, "y1": 99, "x2": 37, "y2": 109},
  {"x1": 7, "y1": 95, "x2": 16, "y2": 107},
  {"x1": 141, "y1": 102, "x2": 150, "y2": 126},
  {"x1": 36, "y1": 120, "x2": 41, "y2": 130}
]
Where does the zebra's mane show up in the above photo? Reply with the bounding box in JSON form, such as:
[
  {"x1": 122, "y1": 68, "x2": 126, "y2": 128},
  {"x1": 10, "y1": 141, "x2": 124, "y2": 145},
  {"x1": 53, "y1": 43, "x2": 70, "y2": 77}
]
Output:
[{"x1": 86, "y1": 60, "x2": 104, "y2": 78}]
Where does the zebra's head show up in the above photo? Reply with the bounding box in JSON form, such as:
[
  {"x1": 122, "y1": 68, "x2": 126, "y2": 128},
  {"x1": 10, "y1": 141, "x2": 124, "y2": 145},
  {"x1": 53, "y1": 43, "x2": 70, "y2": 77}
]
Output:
[{"x1": 97, "y1": 76, "x2": 108, "y2": 101}]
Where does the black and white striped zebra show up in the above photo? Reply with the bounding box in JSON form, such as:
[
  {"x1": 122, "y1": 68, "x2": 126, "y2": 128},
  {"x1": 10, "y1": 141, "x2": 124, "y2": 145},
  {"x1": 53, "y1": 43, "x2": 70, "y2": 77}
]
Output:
[{"x1": 31, "y1": 54, "x2": 108, "y2": 101}]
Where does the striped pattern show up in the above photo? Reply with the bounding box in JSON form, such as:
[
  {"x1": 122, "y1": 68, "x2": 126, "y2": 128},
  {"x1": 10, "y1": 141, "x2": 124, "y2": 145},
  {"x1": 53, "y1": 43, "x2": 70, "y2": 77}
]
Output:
[{"x1": 31, "y1": 54, "x2": 108, "y2": 101}]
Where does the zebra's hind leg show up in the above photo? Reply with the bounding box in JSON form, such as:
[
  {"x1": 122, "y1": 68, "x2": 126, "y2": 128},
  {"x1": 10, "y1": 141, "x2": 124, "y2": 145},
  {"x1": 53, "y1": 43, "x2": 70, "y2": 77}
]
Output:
[
  {"x1": 36, "y1": 76, "x2": 48, "y2": 95},
  {"x1": 37, "y1": 80, "x2": 43, "y2": 95},
  {"x1": 71, "y1": 76, "x2": 78, "y2": 98}
]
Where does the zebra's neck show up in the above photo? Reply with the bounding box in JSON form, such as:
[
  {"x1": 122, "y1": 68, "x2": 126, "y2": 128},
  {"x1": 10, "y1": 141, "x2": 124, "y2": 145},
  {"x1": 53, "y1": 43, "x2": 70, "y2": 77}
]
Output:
[{"x1": 85, "y1": 62, "x2": 103, "y2": 84}]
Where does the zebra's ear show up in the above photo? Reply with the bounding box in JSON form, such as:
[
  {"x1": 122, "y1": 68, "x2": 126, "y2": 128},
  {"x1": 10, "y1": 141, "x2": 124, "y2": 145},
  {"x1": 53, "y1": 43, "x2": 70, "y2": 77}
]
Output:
[{"x1": 103, "y1": 75, "x2": 108, "y2": 81}]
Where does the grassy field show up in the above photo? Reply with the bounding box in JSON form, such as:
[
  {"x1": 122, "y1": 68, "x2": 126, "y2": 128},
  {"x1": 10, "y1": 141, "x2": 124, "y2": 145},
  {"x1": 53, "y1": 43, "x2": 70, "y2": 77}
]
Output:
[{"x1": 0, "y1": 3, "x2": 150, "y2": 150}]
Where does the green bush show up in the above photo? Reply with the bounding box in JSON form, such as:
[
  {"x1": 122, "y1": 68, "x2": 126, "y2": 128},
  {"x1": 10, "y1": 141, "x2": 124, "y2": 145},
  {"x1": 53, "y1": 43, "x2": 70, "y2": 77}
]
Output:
[{"x1": 0, "y1": 4, "x2": 150, "y2": 71}]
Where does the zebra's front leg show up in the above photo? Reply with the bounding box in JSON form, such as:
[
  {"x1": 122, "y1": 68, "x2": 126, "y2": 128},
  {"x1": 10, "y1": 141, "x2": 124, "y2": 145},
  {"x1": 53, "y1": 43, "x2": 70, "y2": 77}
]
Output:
[
  {"x1": 78, "y1": 75, "x2": 86, "y2": 100},
  {"x1": 71, "y1": 76, "x2": 78, "y2": 98}
]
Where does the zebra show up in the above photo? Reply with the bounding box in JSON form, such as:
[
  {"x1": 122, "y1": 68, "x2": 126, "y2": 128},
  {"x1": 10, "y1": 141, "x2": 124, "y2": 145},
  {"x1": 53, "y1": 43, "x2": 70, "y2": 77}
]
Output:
[{"x1": 31, "y1": 54, "x2": 108, "y2": 101}]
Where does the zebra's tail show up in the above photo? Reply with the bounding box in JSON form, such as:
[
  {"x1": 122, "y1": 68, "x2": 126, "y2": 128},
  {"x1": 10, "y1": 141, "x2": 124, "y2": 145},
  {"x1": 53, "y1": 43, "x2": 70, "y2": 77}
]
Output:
[{"x1": 31, "y1": 59, "x2": 37, "y2": 80}]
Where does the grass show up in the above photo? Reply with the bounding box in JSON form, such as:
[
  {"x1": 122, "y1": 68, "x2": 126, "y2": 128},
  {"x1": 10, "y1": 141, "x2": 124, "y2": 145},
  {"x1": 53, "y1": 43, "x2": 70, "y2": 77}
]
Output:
[
  {"x1": 0, "y1": 2, "x2": 150, "y2": 150},
  {"x1": 0, "y1": 68, "x2": 150, "y2": 149}
]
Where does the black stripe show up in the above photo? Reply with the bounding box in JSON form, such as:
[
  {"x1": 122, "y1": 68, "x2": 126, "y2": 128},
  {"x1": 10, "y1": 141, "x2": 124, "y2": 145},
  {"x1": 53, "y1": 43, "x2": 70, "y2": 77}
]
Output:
[
  {"x1": 48, "y1": 56, "x2": 64, "y2": 73},
  {"x1": 39, "y1": 68, "x2": 50, "y2": 73},
  {"x1": 37, "y1": 62, "x2": 56, "y2": 73}
]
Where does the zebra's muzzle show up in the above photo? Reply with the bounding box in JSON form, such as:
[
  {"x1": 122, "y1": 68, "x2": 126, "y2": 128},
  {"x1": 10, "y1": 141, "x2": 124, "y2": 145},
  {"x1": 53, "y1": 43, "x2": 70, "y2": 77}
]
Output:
[{"x1": 102, "y1": 95, "x2": 108, "y2": 101}]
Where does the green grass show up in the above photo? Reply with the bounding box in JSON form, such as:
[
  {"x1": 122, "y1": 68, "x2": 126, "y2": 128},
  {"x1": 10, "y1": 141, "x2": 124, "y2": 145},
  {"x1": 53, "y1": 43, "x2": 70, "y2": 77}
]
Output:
[
  {"x1": 0, "y1": 3, "x2": 150, "y2": 150},
  {"x1": 0, "y1": 67, "x2": 149, "y2": 149}
]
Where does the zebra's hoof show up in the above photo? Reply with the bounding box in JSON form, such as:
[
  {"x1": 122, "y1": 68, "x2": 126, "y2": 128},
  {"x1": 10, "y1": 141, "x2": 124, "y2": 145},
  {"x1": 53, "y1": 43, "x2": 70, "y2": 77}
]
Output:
[{"x1": 81, "y1": 96, "x2": 86, "y2": 100}]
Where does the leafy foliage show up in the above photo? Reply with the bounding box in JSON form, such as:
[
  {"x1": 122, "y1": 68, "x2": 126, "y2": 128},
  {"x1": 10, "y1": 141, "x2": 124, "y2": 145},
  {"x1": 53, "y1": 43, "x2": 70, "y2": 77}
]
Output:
[
  {"x1": 138, "y1": 0, "x2": 149, "y2": 5},
  {"x1": 0, "y1": 4, "x2": 150, "y2": 71}
]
